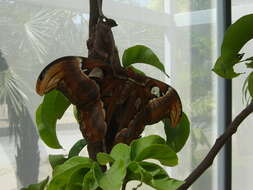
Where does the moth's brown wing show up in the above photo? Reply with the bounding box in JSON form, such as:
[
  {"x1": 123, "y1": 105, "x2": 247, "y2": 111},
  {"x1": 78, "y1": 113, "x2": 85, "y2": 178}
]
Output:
[
  {"x1": 36, "y1": 56, "x2": 107, "y2": 157},
  {"x1": 76, "y1": 100, "x2": 107, "y2": 160},
  {"x1": 145, "y1": 78, "x2": 182, "y2": 127},
  {"x1": 115, "y1": 79, "x2": 182, "y2": 144},
  {"x1": 36, "y1": 56, "x2": 100, "y2": 105},
  {"x1": 78, "y1": 100, "x2": 107, "y2": 142}
]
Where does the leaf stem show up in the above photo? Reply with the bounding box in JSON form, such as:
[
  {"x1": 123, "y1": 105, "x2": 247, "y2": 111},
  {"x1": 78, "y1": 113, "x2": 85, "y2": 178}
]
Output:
[{"x1": 122, "y1": 180, "x2": 127, "y2": 190}]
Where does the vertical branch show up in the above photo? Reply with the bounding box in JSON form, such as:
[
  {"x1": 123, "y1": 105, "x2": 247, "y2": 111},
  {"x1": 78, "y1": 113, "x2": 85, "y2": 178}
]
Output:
[{"x1": 89, "y1": 0, "x2": 101, "y2": 38}]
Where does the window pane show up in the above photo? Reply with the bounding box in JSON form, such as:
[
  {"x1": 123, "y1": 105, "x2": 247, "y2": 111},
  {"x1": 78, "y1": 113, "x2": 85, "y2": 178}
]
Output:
[
  {"x1": 112, "y1": 0, "x2": 164, "y2": 11},
  {"x1": 167, "y1": 1, "x2": 219, "y2": 190},
  {"x1": 174, "y1": 0, "x2": 214, "y2": 13},
  {"x1": 232, "y1": 1, "x2": 253, "y2": 190}
]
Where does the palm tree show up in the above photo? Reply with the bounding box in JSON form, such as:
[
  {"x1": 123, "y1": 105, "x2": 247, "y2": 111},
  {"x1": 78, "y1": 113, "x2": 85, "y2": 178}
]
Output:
[{"x1": 0, "y1": 51, "x2": 40, "y2": 188}]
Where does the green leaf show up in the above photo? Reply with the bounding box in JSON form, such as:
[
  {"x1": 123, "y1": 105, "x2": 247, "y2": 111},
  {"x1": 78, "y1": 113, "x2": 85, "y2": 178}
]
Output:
[
  {"x1": 48, "y1": 154, "x2": 68, "y2": 169},
  {"x1": 65, "y1": 169, "x2": 87, "y2": 190},
  {"x1": 110, "y1": 143, "x2": 131, "y2": 165},
  {"x1": 127, "y1": 162, "x2": 152, "y2": 183},
  {"x1": 96, "y1": 153, "x2": 114, "y2": 165},
  {"x1": 150, "y1": 177, "x2": 184, "y2": 190},
  {"x1": 212, "y1": 56, "x2": 241, "y2": 79},
  {"x1": 246, "y1": 61, "x2": 253, "y2": 68},
  {"x1": 126, "y1": 162, "x2": 184, "y2": 190},
  {"x1": 68, "y1": 139, "x2": 87, "y2": 159},
  {"x1": 127, "y1": 161, "x2": 169, "y2": 182},
  {"x1": 127, "y1": 66, "x2": 146, "y2": 75},
  {"x1": 82, "y1": 167, "x2": 99, "y2": 190},
  {"x1": 20, "y1": 177, "x2": 49, "y2": 190},
  {"x1": 130, "y1": 135, "x2": 178, "y2": 166},
  {"x1": 213, "y1": 14, "x2": 253, "y2": 78},
  {"x1": 48, "y1": 157, "x2": 92, "y2": 190},
  {"x1": 122, "y1": 45, "x2": 169, "y2": 77},
  {"x1": 52, "y1": 157, "x2": 92, "y2": 177},
  {"x1": 92, "y1": 162, "x2": 104, "y2": 183},
  {"x1": 95, "y1": 144, "x2": 131, "y2": 189},
  {"x1": 48, "y1": 139, "x2": 87, "y2": 170},
  {"x1": 140, "y1": 162, "x2": 169, "y2": 178},
  {"x1": 164, "y1": 112, "x2": 190, "y2": 153},
  {"x1": 242, "y1": 78, "x2": 250, "y2": 104},
  {"x1": 135, "y1": 144, "x2": 178, "y2": 166},
  {"x1": 130, "y1": 135, "x2": 165, "y2": 160},
  {"x1": 248, "y1": 72, "x2": 253, "y2": 98},
  {"x1": 96, "y1": 160, "x2": 127, "y2": 190},
  {"x1": 242, "y1": 72, "x2": 253, "y2": 102},
  {"x1": 36, "y1": 90, "x2": 71, "y2": 149}
]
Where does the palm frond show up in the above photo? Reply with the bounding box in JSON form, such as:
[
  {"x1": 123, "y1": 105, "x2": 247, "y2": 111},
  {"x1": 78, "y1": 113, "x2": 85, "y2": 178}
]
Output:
[{"x1": 0, "y1": 69, "x2": 28, "y2": 141}]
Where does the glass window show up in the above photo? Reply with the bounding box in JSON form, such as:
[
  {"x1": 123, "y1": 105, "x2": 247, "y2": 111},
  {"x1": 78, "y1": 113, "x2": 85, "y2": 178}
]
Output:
[
  {"x1": 174, "y1": 0, "x2": 214, "y2": 13},
  {"x1": 112, "y1": 0, "x2": 164, "y2": 12},
  {"x1": 232, "y1": 1, "x2": 253, "y2": 190}
]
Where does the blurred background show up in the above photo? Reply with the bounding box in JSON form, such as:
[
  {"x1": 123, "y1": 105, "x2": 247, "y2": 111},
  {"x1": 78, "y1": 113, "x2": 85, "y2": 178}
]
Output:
[{"x1": 0, "y1": 0, "x2": 252, "y2": 189}]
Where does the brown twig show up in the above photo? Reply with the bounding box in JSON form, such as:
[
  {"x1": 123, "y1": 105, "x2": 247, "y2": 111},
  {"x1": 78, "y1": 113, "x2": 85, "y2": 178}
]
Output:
[
  {"x1": 177, "y1": 101, "x2": 253, "y2": 190},
  {"x1": 89, "y1": 0, "x2": 101, "y2": 38}
]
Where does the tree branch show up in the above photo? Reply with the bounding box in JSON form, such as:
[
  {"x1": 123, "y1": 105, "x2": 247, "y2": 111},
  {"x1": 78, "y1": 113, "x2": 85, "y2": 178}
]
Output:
[
  {"x1": 89, "y1": 0, "x2": 101, "y2": 38},
  {"x1": 177, "y1": 101, "x2": 253, "y2": 190}
]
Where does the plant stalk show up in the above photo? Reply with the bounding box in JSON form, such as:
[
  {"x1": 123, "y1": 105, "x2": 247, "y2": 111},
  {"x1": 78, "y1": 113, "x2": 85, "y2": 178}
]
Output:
[
  {"x1": 89, "y1": 0, "x2": 101, "y2": 38},
  {"x1": 121, "y1": 180, "x2": 127, "y2": 190}
]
